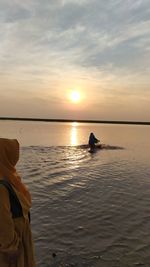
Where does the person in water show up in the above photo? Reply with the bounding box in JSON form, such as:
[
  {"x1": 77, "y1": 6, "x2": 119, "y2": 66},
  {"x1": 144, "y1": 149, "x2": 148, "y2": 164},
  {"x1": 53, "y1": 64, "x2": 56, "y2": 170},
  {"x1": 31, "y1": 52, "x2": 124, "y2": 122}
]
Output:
[
  {"x1": 88, "y1": 132, "x2": 100, "y2": 150},
  {"x1": 0, "y1": 138, "x2": 36, "y2": 267}
]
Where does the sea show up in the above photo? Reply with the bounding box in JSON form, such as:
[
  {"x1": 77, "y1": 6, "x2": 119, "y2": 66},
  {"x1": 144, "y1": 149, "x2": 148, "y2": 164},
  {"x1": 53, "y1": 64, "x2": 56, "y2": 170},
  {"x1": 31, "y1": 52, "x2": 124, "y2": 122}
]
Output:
[{"x1": 0, "y1": 120, "x2": 150, "y2": 267}]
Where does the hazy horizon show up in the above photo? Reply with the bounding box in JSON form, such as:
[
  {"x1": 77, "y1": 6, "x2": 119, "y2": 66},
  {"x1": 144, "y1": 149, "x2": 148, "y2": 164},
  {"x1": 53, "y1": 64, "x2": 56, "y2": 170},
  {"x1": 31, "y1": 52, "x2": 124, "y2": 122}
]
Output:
[
  {"x1": 0, "y1": 0, "x2": 150, "y2": 121},
  {"x1": 0, "y1": 117, "x2": 150, "y2": 125}
]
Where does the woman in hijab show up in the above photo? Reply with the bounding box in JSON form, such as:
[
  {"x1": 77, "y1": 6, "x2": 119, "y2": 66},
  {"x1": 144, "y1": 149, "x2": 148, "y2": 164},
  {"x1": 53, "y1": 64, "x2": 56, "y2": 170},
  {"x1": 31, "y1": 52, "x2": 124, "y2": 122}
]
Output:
[{"x1": 0, "y1": 138, "x2": 36, "y2": 267}]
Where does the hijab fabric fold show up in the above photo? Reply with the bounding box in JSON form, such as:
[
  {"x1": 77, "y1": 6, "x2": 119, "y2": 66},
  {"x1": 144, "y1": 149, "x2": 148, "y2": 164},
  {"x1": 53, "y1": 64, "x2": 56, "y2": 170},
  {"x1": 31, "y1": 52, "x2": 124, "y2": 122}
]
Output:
[{"x1": 0, "y1": 138, "x2": 31, "y2": 209}]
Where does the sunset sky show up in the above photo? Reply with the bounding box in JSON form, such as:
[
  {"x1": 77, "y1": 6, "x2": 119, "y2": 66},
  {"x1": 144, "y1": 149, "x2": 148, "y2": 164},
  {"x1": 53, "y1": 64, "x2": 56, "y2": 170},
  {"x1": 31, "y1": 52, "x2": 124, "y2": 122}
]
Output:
[{"x1": 0, "y1": 0, "x2": 150, "y2": 121}]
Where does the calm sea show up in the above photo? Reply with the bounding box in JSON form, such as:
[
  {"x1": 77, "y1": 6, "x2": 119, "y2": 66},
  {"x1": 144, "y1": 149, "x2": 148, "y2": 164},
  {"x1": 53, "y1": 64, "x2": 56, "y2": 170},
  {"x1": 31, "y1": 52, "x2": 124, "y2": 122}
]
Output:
[{"x1": 1, "y1": 120, "x2": 150, "y2": 267}]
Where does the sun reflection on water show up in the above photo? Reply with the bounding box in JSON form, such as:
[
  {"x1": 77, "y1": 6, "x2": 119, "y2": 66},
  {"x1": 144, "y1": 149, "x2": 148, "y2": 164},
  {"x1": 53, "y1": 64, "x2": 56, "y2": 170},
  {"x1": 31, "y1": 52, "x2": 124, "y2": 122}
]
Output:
[{"x1": 71, "y1": 123, "x2": 78, "y2": 146}]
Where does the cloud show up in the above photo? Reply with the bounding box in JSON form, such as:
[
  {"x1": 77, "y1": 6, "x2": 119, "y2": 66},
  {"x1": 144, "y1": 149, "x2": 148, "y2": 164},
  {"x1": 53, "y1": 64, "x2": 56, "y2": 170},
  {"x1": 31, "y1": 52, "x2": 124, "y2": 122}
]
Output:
[
  {"x1": 1, "y1": 0, "x2": 149, "y2": 70},
  {"x1": 0, "y1": 0, "x2": 149, "y2": 120}
]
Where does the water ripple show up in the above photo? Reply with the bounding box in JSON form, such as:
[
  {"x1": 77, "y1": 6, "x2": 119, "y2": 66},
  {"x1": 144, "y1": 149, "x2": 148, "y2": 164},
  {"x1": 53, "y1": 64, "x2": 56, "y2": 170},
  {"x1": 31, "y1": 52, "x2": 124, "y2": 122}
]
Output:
[{"x1": 17, "y1": 145, "x2": 150, "y2": 267}]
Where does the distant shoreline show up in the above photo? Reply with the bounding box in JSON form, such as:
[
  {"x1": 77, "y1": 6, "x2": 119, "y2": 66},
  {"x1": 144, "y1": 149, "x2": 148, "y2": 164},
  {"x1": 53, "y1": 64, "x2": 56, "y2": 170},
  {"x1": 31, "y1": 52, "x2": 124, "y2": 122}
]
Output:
[{"x1": 0, "y1": 117, "x2": 150, "y2": 125}]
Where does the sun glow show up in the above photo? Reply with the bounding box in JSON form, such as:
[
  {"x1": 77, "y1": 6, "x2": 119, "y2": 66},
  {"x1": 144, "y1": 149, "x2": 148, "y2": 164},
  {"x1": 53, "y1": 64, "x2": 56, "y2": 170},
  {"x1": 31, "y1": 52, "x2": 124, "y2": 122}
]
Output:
[{"x1": 70, "y1": 91, "x2": 81, "y2": 103}]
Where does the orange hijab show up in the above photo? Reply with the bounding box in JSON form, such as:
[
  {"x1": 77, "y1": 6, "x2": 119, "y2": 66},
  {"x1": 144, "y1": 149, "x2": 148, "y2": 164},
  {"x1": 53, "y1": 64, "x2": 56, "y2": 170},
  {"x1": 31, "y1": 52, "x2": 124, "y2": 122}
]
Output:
[{"x1": 0, "y1": 138, "x2": 31, "y2": 208}]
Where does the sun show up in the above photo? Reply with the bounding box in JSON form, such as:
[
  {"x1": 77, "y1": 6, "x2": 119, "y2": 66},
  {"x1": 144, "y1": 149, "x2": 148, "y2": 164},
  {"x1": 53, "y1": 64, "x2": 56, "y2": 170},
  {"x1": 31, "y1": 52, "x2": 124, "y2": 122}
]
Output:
[{"x1": 70, "y1": 91, "x2": 81, "y2": 103}]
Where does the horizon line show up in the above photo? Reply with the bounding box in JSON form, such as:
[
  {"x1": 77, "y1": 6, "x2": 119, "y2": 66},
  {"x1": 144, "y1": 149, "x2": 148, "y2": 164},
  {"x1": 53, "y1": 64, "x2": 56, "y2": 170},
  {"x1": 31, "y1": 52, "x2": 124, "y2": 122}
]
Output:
[{"x1": 0, "y1": 117, "x2": 150, "y2": 125}]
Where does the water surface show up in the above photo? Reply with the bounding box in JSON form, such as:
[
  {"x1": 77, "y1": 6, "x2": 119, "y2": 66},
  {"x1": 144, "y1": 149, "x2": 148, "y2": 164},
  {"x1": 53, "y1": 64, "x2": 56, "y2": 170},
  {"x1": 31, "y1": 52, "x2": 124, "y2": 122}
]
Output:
[{"x1": 0, "y1": 121, "x2": 150, "y2": 267}]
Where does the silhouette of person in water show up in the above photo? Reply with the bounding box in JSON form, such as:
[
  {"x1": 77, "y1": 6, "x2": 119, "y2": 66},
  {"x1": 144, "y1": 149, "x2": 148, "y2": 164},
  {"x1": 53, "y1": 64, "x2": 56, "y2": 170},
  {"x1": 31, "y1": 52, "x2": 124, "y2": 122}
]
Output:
[{"x1": 88, "y1": 132, "x2": 99, "y2": 151}]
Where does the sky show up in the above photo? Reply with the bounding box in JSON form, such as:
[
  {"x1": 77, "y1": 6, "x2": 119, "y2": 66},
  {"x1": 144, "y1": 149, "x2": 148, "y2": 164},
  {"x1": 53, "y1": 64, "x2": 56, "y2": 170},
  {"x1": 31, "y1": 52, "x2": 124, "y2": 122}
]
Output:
[{"x1": 0, "y1": 0, "x2": 150, "y2": 121}]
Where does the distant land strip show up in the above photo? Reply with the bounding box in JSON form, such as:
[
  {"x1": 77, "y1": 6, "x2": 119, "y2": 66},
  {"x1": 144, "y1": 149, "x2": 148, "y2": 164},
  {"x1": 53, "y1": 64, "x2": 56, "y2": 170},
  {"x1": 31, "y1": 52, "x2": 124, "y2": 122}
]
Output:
[{"x1": 0, "y1": 117, "x2": 150, "y2": 125}]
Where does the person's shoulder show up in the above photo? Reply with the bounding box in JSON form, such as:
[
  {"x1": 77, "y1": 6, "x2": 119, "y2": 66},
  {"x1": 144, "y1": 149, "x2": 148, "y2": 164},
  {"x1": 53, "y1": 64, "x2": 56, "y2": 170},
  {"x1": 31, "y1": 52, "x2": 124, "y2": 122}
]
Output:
[
  {"x1": 0, "y1": 182, "x2": 9, "y2": 199},
  {"x1": 0, "y1": 182, "x2": 11, "y2": 211}
]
